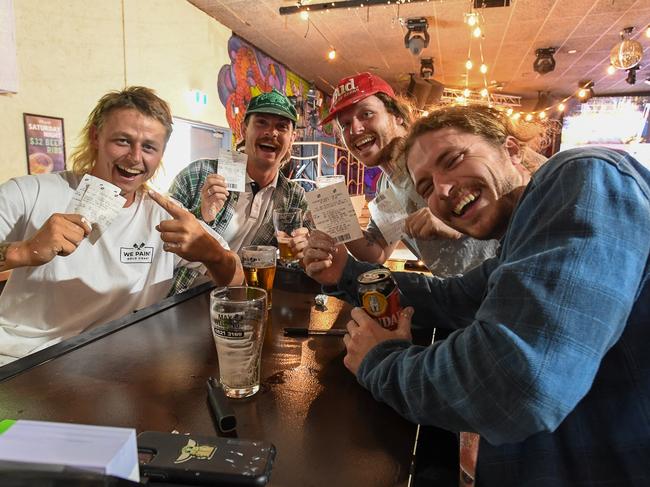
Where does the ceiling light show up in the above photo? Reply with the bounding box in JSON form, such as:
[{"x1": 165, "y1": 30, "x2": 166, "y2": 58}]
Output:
[
  {"x1": 463, "y1": 88, "x2": 471, "y2": 97},
  {"x1": 465, "y1": 59, "x2": 473, "y2": 70},
  {"x1": 558, "y1": 103, "x2": 565, "y2": 112},
  {"x1": 533, "y1": 47, "x2": 556, "y2": 75},
  {"x1": 567, "y1": 49, "x2": 577, "y2": 54},
  {"x1": 610, "y1": 26, "x2": 643, "y2": 70},
  {"x1": 646, "y1": 26, "x2": 650, "y2": 38},
  {"x1": 480, "y1": 63, "x2": 488, "y2": 74},
  {"x1": 607, "y1": 65, "x2": 616, "y2": 75},
  {"x1": 577, "y1": 80, "x2": 594, "y2": 102},
  {"x1": 480, "y1": 88, "x2": 488, "y2": 97},
  {"x1": 300, "y1": 10, "x2": 309, "y2": 21},
  {"x1": 472, "y1": 26, "x2": 482, "y2": 38},
  {"x1": 420, "y1": 57, "x2": 434, "y2": 79},
  {"x1": 327, "y1": 49, "x2": 336, "y2": 60},
  {"x1": 404, "y1": 17, "x2": 430, "y2": 56},
  {"x1": 465, "y1": 12, "x2": 478, "y2": 26}
]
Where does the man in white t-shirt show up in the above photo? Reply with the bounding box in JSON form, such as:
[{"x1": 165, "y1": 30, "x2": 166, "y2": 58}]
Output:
[{"x1": 0, "y1": 86, "x2": 243, "y2": 365}]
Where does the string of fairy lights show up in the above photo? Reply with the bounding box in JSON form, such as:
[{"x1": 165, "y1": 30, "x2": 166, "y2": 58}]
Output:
[{"x1": 292, "y1": 1, "x2": 650, "y2": 122}]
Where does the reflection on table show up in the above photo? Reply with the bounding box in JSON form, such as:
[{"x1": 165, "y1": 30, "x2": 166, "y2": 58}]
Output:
[{"x1": 0, "y1": 268, "x2": 416, "y2": 487}]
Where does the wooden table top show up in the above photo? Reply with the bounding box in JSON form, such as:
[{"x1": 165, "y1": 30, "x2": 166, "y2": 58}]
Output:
[{"x1": 0, "y1": 269, "x2": 416, "y2": 487}]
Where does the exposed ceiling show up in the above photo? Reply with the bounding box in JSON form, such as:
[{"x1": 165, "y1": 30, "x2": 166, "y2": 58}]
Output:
[{"x1": 188, "y1": 0, "x2": 650, "y2": 107}]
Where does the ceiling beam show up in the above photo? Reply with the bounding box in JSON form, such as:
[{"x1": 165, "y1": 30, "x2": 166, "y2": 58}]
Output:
[{"x1": 279, "y1": 0, "x2": 431, "y2": 16}]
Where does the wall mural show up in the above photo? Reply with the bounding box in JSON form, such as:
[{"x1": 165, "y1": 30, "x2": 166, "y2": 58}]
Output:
[{"x1": 217, "y1": 35, "x2": 332, "y2": 142}]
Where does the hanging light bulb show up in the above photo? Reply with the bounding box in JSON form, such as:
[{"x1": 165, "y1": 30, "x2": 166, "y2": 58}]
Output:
[
  {"x1": 466, "y1": 13, "x2": 478, "y2": 26},
  {"x1": 479, "y1": 64, "x2": 488, "y2": 74},
  {"x1": 465, "y1": 59, "x2": 473, "y2": 70},
  {"x1": 578, "y1": 88, "x2": 587, "y2": 98},
  {"x1": 473, "y1": 26, "x2": 482, "y2": 38},
  {"x1": 645, "y1": 25, "x2": 650, "y2": 38},
  {"x1": 525, "y1": 113, "x2": 533, "y2": 122},
  {"x1": 463, "y1": 88, "x2": 471, "y2": 97},
  {"x1": 558, "y1": 103, "x2": 566, "y2": 112},
  {"x1": 607, "y1": 65, "x2": 616, "y2": 75},
  {"x1": 539, "y1": 111, "x2": 547, "y2": 120},
  {"x1": 300, "y1": 10, "x2": 309, "y2": 21},
  {"x1": 327, "y1": 49, "x2": 336, "y2": 60},
  {"x1": 480, "y1": 88, "x2": 488, "y2": 97},
  {"x1": 512, "y1": 112, "x2": 521, "y2": 120},
  {"x1": 506, "y1": 108, "x2": 513, "y2": 115}
]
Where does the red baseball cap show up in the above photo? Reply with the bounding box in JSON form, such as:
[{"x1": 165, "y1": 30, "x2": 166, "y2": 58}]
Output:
[{"x1": 321, "y1": 72, "x2": 396, "y2": 125}]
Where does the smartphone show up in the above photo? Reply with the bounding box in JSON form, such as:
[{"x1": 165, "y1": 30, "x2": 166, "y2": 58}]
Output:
[{"x1": 137, "y1": 431, "x2": 276, "y2": 486}]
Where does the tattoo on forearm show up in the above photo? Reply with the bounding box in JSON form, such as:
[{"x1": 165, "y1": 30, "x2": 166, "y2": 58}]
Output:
[{"x1": 0, "y1": 242, "x2": 9, "y2": 266}]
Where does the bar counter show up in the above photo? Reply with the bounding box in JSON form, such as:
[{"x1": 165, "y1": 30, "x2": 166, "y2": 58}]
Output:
[{"x1": 0, "y1": 269, "x2": 417, "y2": 486}]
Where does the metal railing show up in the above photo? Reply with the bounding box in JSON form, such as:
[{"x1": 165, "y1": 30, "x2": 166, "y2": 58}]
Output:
[{"x1": 287, "y1": 141, "x2": 365, "y2": 196}]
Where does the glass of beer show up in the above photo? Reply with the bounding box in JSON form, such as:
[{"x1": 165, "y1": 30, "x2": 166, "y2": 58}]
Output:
[
  {"x1": 210, "y1": 286, "x2": 267, "y2": 398},
  {"x1": 272, "y1": 209, "x2": 303, "y2": 266},
  {"x1": 240, "y1": 245, "x2": 277, "y2": 309}
]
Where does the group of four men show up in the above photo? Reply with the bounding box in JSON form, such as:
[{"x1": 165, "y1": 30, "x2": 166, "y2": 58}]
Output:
[{"x1": 0, "y1": 73, "x2": 648, "y2": 486}]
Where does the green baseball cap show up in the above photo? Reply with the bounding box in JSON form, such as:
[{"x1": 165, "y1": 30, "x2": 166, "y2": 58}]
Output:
[{"x1": 245, "y1": 89, "x2": 298, "y2": 124}]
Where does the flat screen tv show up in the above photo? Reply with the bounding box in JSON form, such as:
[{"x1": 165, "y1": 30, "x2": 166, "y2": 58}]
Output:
[{"x1": 560, "y1": 95, "x2": 650, "y2": 168}]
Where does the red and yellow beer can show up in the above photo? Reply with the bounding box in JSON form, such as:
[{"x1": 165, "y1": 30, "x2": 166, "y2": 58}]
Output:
[{"x1": 357, "y1": 269, "x2": 402, "y2": 330}]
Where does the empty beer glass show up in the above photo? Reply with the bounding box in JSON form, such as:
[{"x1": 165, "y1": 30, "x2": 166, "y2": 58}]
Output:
[
  {"x1": 210, "y1": 286, "x2": 267, "y2": 398},
  {"x1": 240, "y1": 245, "x2": 277, "y2": 309}
]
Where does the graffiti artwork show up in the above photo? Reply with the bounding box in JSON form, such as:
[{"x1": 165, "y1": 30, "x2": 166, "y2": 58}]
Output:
[{"x1": 217, "y1": 35, "x2": 332, "y2": 142}]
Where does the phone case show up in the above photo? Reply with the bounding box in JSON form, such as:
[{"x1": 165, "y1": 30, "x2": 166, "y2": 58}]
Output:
[{"x1": 137, "y1": 431, "x2": 276, "y2": 486}]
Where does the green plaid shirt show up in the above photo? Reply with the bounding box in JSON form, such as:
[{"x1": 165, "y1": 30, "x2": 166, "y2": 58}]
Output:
[{"x1": 168, "y1": 158, "x2": 312, "y2": 295}]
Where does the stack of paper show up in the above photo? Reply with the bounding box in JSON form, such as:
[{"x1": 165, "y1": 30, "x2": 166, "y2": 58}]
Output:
[{"x1": 0, "y1": 419, "x2": 139, "y2": 482}]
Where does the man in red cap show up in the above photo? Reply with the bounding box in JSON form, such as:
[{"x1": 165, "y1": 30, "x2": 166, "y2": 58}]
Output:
[{"x1": 321, "y1": 72, "x2": 498, "y2": 277}]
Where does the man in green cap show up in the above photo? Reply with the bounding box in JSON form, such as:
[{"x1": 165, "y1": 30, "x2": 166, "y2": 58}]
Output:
[{"x1": 168, "y1": 89, "x2": 311, "y2": 293}]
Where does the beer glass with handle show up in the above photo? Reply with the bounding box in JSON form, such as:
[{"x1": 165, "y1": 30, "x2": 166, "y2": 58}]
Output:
[
  {"x1": 239, "y1": 245, "x2": 277, "y2": 309},
  {"x1": 272, "y1": 209, "x2": 303, "y2": 267}
]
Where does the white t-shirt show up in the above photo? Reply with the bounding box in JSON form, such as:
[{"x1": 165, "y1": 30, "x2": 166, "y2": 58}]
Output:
[{"x1": 0, "y1": 171, "x2": 228, "y2": 365}]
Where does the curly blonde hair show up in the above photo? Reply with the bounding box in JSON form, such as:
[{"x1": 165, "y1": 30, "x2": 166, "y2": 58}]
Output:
[
  {"x1": 404, "y1": 105, "x2": 549, "y2": 173},
  {"x1": 70, "y1": 86, "x2": 173, "y2": 176}
]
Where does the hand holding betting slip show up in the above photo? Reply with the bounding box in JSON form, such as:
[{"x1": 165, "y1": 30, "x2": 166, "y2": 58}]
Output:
[{"x1": 200, "y1": 174, "x2": 229, "y2": 222}]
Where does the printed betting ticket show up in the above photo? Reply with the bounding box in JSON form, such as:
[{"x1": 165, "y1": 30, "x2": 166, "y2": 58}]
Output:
[
  {"x1": 217, "y1": 150, "x2": 247, "y2": 193},
  {"x1": 305, "y1": 181, "x2": 363, "y2": 244},
  {"x1": 66, "y1": 174, "x2": 126, "y2": 243},
  {"x1": 368, "y1": 185, "x2": 408, "y2": 247}
]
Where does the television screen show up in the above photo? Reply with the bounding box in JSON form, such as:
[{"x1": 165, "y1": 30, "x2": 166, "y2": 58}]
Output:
[{"x1": 560, "y1": 95, "x2": 650, "y2": 167}]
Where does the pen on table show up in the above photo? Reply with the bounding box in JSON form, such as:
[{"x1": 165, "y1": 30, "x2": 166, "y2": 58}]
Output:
[
  {"x1": 283, "y1": 327, "x2": 347, "y2": 337},
  {"x1": 206, "y1": 377, "x2": 237, "y2": 433}
]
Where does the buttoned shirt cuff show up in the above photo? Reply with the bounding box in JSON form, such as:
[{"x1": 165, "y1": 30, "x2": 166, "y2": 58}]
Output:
[{"x1": 356, "y1": 338, "x2": 412, "y2": 389}]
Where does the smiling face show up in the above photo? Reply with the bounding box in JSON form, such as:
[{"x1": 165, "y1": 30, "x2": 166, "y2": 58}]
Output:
[
  {"x1": 407, "y1": 127, "x2": 530, "y2": 240},
  {"x1": 89, "y1": 107, "x2": 167, "y2": 207},
  {"x1": 336, "y1": 95, "x2": 406, "y2": 167},
  {"x1": 242, "y1": 113, "x2": 295, "y2": 175}
]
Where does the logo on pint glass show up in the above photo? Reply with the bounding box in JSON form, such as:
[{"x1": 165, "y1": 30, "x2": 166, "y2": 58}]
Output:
[{"x1": 174, "y1": 438, "x2": 216, "y2": 464}]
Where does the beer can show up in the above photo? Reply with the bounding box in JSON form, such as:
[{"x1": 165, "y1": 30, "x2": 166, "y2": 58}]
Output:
[{"x1": 357, "y1": 269, "x2": 402, "y2": 330}]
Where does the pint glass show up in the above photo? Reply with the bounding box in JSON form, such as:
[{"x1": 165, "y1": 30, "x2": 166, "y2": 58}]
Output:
[
  {"x1": 210, "y1": 286, "x2": 267, "y2": 398},
  {"x1": 240, "y1": 245, "x2": 277, "y2": 309}
]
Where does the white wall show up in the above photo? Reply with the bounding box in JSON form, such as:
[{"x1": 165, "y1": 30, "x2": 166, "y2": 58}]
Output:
[{"x1": 0, "y1": 0, "x2": 232, "y2": 182}]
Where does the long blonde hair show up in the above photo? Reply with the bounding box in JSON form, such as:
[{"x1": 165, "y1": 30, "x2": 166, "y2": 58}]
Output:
[{"x1": 70, "y1": 86, "x2": 173, "y2": 176}]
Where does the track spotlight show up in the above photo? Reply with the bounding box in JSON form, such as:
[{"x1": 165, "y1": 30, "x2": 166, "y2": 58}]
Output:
[
  {"x1": 420, "y1": 57, "x2": 434, "y2": 79},
  {"x1": 404, "y1": 18, "x2": 430, "y2": 56},
  {"x1": 533, "y1": 47, "x2": 556, "y2": 75},
  {"x1": 626, "y1": 66, "x2": 639, "y2": 85}
]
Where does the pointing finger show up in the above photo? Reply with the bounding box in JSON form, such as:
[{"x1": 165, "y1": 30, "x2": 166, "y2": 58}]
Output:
[{"x1": 148, "y1": 190, "x2": 187, "y2": 220}]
